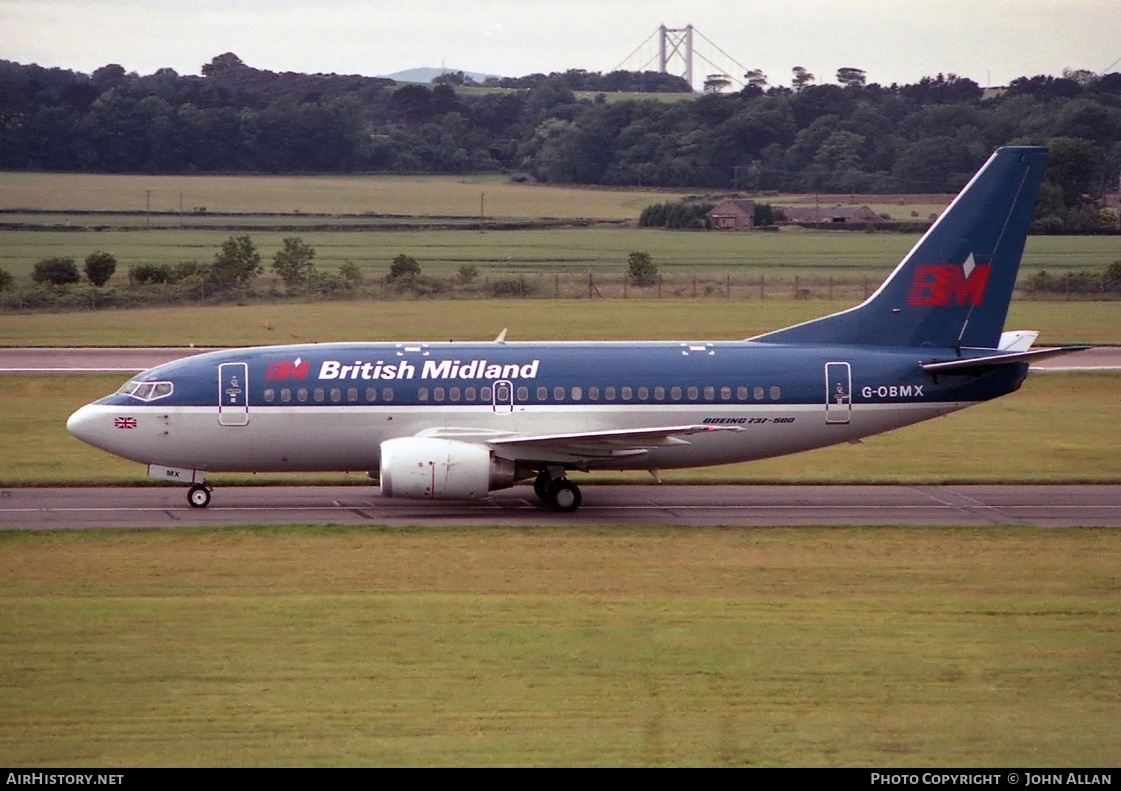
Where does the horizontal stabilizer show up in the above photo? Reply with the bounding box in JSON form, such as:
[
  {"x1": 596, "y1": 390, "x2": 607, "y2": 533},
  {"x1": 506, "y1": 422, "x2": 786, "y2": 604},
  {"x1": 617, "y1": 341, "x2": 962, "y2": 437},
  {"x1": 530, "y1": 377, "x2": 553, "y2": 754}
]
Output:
[{"x1": 921, "y1": 346, "x2": 1091, "y2": 373}]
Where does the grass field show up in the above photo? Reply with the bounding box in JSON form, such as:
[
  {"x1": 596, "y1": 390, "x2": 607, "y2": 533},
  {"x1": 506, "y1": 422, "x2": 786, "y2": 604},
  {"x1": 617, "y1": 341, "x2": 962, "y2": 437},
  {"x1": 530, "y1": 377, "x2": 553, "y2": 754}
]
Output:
[
  {"x1": 0, "y1": 172, "x2": 676, "y2": 219},
  {"x1": 3, "y1": 370, "x2": 1118, "y2": 486},
  {"x1": 1, "y1": 525, "x2": 1118, "y2": 766},
  {"x1": 1, "y1": 226, "x2": 1117, "y2": 285}
]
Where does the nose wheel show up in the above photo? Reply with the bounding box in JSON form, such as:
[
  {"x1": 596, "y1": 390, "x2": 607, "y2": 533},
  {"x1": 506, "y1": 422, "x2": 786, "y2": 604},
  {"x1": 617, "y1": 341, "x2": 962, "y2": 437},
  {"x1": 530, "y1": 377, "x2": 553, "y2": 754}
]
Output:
[{"x1": 187, "y1": 484, "x2": 212, "y2": 508}]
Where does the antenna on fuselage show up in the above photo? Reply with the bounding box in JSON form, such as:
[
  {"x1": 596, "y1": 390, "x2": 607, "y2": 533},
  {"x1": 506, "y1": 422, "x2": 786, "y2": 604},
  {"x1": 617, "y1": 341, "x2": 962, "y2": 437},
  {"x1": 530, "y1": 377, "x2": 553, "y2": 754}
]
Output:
[{"x1": 494, "y1": 328, "x2": 508, "y2": 343}]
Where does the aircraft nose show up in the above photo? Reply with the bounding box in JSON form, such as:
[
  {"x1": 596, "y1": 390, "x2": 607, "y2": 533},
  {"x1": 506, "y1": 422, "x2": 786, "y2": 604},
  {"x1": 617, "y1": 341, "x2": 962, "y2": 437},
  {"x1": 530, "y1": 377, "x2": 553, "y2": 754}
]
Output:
[{"x1": 67, "y1": 403, "x2": 104, "y2": 447}]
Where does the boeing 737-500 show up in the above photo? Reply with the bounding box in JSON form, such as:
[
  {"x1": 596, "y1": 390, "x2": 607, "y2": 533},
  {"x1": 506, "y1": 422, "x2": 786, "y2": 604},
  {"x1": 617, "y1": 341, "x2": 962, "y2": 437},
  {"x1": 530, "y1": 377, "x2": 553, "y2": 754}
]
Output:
[{"x1": 68, "y1": 146, "x2": 1086, "y2": 512}]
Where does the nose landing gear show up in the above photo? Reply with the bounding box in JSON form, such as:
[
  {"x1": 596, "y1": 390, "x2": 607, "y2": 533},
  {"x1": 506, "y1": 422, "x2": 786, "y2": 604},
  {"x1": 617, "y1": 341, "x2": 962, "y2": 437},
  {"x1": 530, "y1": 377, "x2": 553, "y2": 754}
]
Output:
[{"x1": 187, "y1": 484, "x2": 212, "y2": 508}]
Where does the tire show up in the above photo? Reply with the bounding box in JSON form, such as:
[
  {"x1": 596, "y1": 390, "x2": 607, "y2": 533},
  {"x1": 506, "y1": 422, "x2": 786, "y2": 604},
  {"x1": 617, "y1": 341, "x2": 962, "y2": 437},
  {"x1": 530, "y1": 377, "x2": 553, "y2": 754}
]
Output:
[
  {"x1": 533, "y1": 470, "x2": 552, "y2": 502},
  {"x1": 188, "y1": 485, "x2": 211, "y2": 508},
  {"x1": 546, "y1": 479, "x2": 582, "y2": 513}
]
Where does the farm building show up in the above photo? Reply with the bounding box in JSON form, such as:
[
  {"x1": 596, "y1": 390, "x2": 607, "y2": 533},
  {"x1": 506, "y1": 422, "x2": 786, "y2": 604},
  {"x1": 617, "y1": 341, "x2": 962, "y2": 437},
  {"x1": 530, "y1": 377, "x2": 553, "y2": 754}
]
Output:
[{"x1": 705, "y1": 199, "x2": 756, "y2": 231}]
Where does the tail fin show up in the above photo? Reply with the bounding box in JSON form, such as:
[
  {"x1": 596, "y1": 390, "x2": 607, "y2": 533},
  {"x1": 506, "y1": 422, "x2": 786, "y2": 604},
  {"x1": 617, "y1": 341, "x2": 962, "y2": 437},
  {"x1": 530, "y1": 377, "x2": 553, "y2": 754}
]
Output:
[{"x1": 752, "y1": 146, "x2": 1048, "y2": 349}]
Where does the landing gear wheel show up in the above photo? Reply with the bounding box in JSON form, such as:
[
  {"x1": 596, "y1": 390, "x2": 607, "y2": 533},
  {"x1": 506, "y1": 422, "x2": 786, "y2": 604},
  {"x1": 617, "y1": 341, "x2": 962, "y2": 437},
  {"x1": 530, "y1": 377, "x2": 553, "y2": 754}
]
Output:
[
  {"x1": 546, "y1": 479, "x2": 582, "y2": 513},
  {"x1": 187, "y1": 484, "x2": 212, "y2": 508},
  {"x1": 533, "y1": 470, "x2": 552, "y2": 502}
]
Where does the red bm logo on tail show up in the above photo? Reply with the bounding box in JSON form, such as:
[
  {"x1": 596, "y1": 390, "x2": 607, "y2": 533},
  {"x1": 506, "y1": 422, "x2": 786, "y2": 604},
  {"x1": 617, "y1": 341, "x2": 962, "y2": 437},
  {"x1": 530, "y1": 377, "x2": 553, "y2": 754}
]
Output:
[
  {"x1": 265, "y1": 358, "x2": 310, "y2": 380},
  {"x1": 907, "y1": 255, "x2": 990, "y2": 307}
]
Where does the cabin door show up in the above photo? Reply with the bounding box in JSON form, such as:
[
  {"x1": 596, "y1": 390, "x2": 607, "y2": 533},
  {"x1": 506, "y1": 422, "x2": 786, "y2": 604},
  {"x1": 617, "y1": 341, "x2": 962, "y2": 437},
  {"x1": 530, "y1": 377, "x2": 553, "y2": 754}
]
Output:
[
  {"x1": 825, "y1": 362, "x2": 851, "y2": 425},
  {"x1": 218, "y1": 362, "x2": 250, "y2": 426}
]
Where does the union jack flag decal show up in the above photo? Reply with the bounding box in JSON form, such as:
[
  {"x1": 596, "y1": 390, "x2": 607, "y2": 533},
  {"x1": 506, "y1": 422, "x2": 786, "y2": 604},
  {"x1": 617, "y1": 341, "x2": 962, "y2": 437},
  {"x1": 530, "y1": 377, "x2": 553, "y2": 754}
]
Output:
[{"x1": 114, "y1": 417, "x2": 137, "y2": 429}]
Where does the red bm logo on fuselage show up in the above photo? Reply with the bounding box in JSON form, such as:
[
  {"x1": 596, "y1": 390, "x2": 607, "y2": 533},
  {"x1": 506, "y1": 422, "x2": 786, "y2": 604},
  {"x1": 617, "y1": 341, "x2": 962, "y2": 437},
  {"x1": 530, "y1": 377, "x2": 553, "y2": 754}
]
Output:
[
  {"x1": 907, "y1": 263, "x2": 990, "y2": 307},
  {"x1": 265, "y1": 358, "x2": 310, "y2": 380}
]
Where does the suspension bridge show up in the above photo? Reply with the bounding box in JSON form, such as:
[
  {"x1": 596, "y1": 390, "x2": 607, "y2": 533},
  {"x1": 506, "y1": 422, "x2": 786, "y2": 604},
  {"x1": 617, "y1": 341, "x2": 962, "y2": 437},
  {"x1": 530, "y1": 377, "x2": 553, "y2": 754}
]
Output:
[{"x1": 613, "y1": 24, "x2": 761, "y2": 93}]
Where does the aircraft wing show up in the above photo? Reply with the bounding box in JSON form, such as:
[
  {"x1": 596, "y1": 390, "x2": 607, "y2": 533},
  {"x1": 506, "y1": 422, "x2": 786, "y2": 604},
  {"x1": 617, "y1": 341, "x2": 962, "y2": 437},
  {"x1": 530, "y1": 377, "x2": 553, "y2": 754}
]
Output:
[
  {"x1": 921, "y1": 345, "x2": 1091, "y2": 373},
  {"x1": 485, "y1": 424, "x2": 744, "y2": 464}
]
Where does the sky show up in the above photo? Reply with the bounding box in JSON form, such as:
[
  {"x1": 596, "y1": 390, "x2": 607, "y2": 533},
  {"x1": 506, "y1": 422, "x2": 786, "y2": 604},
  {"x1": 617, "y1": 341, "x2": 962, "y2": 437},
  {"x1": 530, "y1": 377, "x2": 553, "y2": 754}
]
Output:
[{"x1": 2, "y1": 0, "x2": 1119, "y2": 90}]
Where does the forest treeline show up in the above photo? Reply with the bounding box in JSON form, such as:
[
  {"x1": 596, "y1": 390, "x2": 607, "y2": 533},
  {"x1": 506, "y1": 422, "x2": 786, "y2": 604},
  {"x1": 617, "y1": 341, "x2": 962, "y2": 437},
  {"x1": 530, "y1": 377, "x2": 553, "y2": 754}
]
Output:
[{"x1": 2, "y1": 53, "x2": 1120, "y2": 226}]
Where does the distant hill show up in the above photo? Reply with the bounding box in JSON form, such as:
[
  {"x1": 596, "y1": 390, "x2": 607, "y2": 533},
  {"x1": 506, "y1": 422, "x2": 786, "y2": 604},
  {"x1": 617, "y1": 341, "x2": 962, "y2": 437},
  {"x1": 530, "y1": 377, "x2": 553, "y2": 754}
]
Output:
[{"x1": 384, "y1": 67, "x2": 501, "y2": 84}]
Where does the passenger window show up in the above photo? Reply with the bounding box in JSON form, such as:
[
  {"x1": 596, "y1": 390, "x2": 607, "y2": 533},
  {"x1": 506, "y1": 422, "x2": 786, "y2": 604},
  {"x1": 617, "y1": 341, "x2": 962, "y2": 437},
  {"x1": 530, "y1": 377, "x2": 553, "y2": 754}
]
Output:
[
  {"x1": 480, "y1": 387, "x2": 491, "y2": 401},
  {"x1": 704, "y1": 386, "x2": 714, "y2": 400},
  {"x1": 621, "y1": 386, "x2": 633, "y2": 400},
  {"x1": 450, "y1": 387, "x2": 461, "y2": 402},
  {"x1": 264, "y1": 388, "x2": 275, "y2": 403},
  {"x1": 348, "y1": 388, "x2": 358, "y2": 402},
  {"x1": 588, "y1": 386, "x2": 599, "y2": 400},
  {"x1": 297, "y1": 388, "x2": 308, "y2": 403},
  {"x1": 671, "y1": 386, "x2": 682, "y2": 400},
  {"x1": 466, "y1": 387, "x2": 476, "y2": 401},
  {"x1": 365, "y1": 387, "x2": 377, "y2": 402},
  {"x1": 654, "y1": 386, "x2": 665, "y2": 401},
  {"x1": 433, "y1": 387, "x2": 445, "y2": 402},
  {"x1": 688, "y1": 386, "x2": 698, "y2": 400},
  {"x1": 330, "y1": 388, "x2": 342, "y2": 403},
  {"x1": 770, "y1": 386, "x2": 781, "y2": 400},
  {"x1": 571, "y1": 386, "x2": 582, "y2": 400},
  {"x1": 383, "y1": 387, "x2": 394, "y2": 402},
  {"x1": 737, "y1": 386, "x2": 748, "y2": 400},
  {"x1": 605, "y1": 386, "x2": 616, "y2": 400},
  {"x1": 417, "y1": 387, "x2": 429, "y2": 401},
  {"x1": 554, "y1": 386, "x2": 565, "y2": 401},
  {"x1": 754, "y1": 386, "x2": 765, "y2": 401},
  {"x1": 314, "y1": 387, "x2": 325, "y2": 403},
  {"x1": 721, "y1": 386, "x2": 731, "y2": 401},
  {"x1": 537, "y1": 386, "x2": 548, "y2": 401},
  {"x1": 516, "y1": 386, "x2": 527, "y2": 401},
  {"x1": 281, "y1": 388, "x2": 291, "y2": 403}
]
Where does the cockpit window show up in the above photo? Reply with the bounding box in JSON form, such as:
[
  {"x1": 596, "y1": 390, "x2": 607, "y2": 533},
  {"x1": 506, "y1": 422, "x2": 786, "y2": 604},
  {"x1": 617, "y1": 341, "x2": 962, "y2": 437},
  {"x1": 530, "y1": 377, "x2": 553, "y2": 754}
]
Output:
[{"x1": 117, "y1": 380, "x2": 174, "y2": 402}]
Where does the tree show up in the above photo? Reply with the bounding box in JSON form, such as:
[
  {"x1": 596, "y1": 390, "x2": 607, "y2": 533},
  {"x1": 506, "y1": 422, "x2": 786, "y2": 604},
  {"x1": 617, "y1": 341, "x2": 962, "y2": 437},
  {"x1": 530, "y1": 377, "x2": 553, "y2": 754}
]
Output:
[
  {"x1": 338, "y1": 261, "x2": 362, "y2": 287},
  {"x1": 83, "y1": 250, "x2": 116, "y2": 287},
  {"x1": 272, "y1": 237, "x2": 316, "y2": 287},
  {"x1": 32, "y1": 257, "x2": 80, "y2": 286},
  {"x1": 210, "y1": 235, "x2": 261, "y2": 285},
  {"x1": 836, "y1": 67, "x2": 867, "y2": 88},
  {"x1": 744, "y1": 69, "x2": 768, "y2": 90},
  {"x1": 389, "y1": 253, "x2": 421, "y2": 282},
  {"x1": 703, "y1": 75, "x2": 732, "y2": 94},
  {"x1": 0, "y1": 268, "x2": 13, "y2": 292},
  {"x1": 627, "y1": 251, "x2": 657, "y2": 286},
  {"x1": 202, "y1": 53, "x2": 246, "y2": 77},
  {"x1": 792, "y1": 66, "x2": 815, "y2": 92}
]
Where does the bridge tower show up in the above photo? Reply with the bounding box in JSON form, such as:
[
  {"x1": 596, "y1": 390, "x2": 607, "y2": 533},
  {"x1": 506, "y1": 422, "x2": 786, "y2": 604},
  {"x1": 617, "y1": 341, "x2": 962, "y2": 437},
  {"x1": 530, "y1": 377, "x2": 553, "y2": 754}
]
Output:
[{"x1": 658, "y1": 24, "x2": 694, "y2": 86}]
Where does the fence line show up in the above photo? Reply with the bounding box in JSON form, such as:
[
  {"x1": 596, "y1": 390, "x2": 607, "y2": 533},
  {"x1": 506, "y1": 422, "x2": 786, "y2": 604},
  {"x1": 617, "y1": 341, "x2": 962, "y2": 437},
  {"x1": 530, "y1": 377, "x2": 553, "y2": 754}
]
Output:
[{"x1": 5, "y1": 270, "x2": 1119, "y2": 312}]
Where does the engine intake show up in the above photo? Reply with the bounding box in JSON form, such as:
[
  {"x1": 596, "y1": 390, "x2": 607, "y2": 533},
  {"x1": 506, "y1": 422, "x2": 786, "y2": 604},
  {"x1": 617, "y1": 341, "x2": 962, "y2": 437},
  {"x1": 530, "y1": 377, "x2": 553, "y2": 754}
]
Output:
[{"x1": 379, "y1": 437, "x2": 517, "y2": 500}]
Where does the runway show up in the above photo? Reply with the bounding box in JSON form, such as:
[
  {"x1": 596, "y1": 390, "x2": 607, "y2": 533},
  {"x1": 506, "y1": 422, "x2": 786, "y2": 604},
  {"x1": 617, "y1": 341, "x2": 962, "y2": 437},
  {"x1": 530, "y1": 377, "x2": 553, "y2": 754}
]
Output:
[
  {"x1": 1, "y1": 346, "x2": 1119, "y2": 373},
  {"x1": 2, "y1": 484, "x2": 1119, "y2": 529}
]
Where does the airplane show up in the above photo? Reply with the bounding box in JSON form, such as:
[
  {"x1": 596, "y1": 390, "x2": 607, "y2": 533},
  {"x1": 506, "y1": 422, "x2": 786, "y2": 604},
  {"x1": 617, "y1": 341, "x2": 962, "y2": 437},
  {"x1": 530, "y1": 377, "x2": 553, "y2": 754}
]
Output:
[{"x1": 67, "y1": 146, "x2": 1087, "y2": 512}]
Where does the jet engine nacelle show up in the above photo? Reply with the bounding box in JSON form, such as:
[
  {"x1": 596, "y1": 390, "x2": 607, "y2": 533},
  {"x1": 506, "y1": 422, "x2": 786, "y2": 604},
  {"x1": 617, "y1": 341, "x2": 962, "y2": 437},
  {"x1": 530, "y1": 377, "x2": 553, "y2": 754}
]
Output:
[{"x1": 379, "y1": 437, "x2": 517, "y2": 500}]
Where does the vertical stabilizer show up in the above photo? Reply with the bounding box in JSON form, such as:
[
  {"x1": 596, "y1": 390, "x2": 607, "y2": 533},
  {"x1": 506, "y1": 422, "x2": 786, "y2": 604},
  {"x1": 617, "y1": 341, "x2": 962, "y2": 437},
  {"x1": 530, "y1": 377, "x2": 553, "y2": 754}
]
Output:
[{"x1": 753, "y1": 146, "x2": 1048, "y2": 349}]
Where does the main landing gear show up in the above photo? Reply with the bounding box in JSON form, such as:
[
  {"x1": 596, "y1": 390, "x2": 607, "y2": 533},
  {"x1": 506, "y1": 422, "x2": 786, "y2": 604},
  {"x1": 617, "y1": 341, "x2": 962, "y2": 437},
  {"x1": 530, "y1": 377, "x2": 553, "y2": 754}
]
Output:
[
  {"x1": 187, "y1": 484, "x2": 213, "y2": 508},
  {"x1": 532, "y1": 470, "x2": 582, "y2": 513}
]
